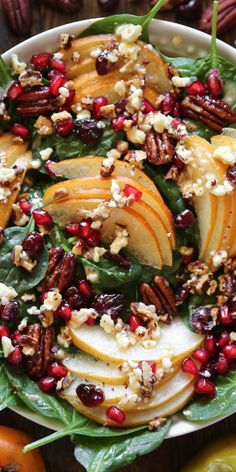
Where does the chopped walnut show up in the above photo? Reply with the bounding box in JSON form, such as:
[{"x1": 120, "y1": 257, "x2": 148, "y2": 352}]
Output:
[
  {"x1": 148, "y1": 417, "x2": 167, "y2": 431},
  {"x1": 12, "y1": 245, "x2": 37, "y2": 272},
  {"x1": 130, "y1": 302, "x2": 158, "y2": 322}
]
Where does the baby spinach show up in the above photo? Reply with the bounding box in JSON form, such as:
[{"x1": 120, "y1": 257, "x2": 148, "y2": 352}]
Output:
[
  {"x1": 74, "y1": 419, "x2": 171, "y2": 472},
  {"x1": 0, "y1": 364, "x2": 17, "y2": 411},
  {"x1": 0, "y1": 217, "x2": 48, "y2": 294},
  {"x1": 0, "y1": 55, "x2": 12, "y2": 89},
  {"x1": 185, "y1": 119, "x2": 215, "y2": 141},
  {"x1": 141, "y1": 251, "x2": 183, "y2": 288},
  {"x1": 80, "y1": 0, "x2": 167, "y2": 43}
]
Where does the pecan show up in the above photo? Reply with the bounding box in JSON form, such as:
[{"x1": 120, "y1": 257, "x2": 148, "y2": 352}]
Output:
[
  {"x1": 23, "y1": 323, "x2": 54, "y2": 378},
  {"x1": 199, "y1": 0, "x2": 236, "y2": 35},
  {"x1": 15, "y1": 86, "x2": 56, "y2": 117},
  {"x1": 181, "y1": 95, "x2": 236, "y2": 133},
  {"x1": 140, "y1": 276, "x2": 177, "y2": 323},
  {"x1": 43, "y1": 247, "x2": 76, "y2": 292},
  {"x1": 2, "y1": 0, "x2": 32, "y2": 35},
  {"x1": 144, "y1": 130, "x2": 175, "y2": 165},
  {"x1": 41, "y1": 0, "x2": 82, "y2": 12}
]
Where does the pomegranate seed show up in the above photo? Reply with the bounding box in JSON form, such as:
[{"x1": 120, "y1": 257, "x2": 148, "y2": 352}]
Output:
[
  {"x1": 174, "y1": 210, "x2": 195, "y2": 229},
  {"x1": 65, "y1": 223, "x2": 82, "y2": 236},
  {"x1": 86, "y1": 229, "x2": 101, "y2": 247},
  {"x1": 227, "y1": 165, "x2": 236, "y2": 184},
  {"x1": 57, "y1": 304, "x2": 72, "y2": 322},
  {"x1": 172, "y1": 103, "x2": 182, "y2": 118},
  {"x1": 11, "y1": 123, "x2": 30, "y2": 139},
  {"x1": 219, "y1": 305, "x2": 233, "y2": 326},
  {"x1": 31, "y1": 53, "x2": 51, "y2": 69},
  {"x1": 48, "y1": 69, "x2": 61, "y2": 80},
  {"x1": 138, "y1": 360, "x2": 157, "y2": 375},
  {"x1": 76, "y1": 383, "x2": 105, "y2": 407},
  {"x1": 215, "y1": 354, "x2": 229, "y2": 374},
  {"x1": 11, "y1": 330, "x2": 21, "y2": 346},
  {"x1": 65, "y1": 88, "x2": 76, "y2": 106},
  {"x1": 192, "y1": 348, "x2": 209, "y2": 364},
  {"x1": 172, "y1": 118, "x2": 181, "y2": 128},
  {"x1": 204, "y1": 335, "x2": 217, "y2": 357},
  {"x1": 7, "y1": 82, "x2": 24, "y2": 100},
  {"x1": 181, "y1": 357, "x2": 199, "y2": 375},
  {"x1": 77, "y1": 279, "x2": 93, "y2": 298},
  {"x1": 142, "y1": 99, "x2": 156, "y2": 114},
  {"x1": 223, "y1": 344, "x2": 236, "y2": 360},
  {"x1": 207, "y1": 69, "x2": 222, "y2": 99},
  {"x1": 79, "y1": 219, "x2": 93, "y2": 239},
  {"x1": 129, "y1": 314, "x2": 142, "y2": 331},
  {"x1": 217, "y1": 331, "x2": 230, "y2": 349},
  {"x1": 39, "y1": 376, "x2": 56, "y2": 392},
  {"x1": 49, "y1": 58, "x2": 65, "y2": 72},
  {"x1": 111, "y1": 116, "x2": 125, "y2": 131},
  {"x1": 22, "y1": 231, "x2": 43, "y2": 258},
  {"x1": 106, "y1": 405, "x2": 126, "y2": 424},
  {"x1": 86, "y1": 316, "x2": 96, "y2": 326},
  {"x1": 49, "y1": 75, "x2": 66, "y2": 96},
  {"x1": 194, "y1": 378, "x2": 215, "y2": 396},
  {"x1": 45, "y1": 160, "x2": 56, "y2": 176},
  {"x1": 0, "y1": 325, "x2": 11, "y2": 339},
  {"x1": 32, "y1": 209, "x2": 53, "y2": 226},
  {"x1": 175, "y1": 284, "x2": 189, "y2": 305},
  {"x1": 55, "y1": 118, "x2": 74, "y2": 137},
  {"x1": 187, "y1": 80, "x2": 207, "y2": 96},
  {"x1": 18, "y1": 199, "x2": 32, "y2": 215},
  {"x1": 93, "y1": 96, "x2": 109, "y2": 119},
  {"x1": 47, "y1": 362, "x2": 68, "y2": 379},
  {"x1": 160, "y1": 93, "x2": 176, "y2": 115},
  {"x1": 123, "y1": 184, "x2": 142, "y2": 202},
  {"x1": 8, "y1": 346, "x2": 23, "y2": 368}
]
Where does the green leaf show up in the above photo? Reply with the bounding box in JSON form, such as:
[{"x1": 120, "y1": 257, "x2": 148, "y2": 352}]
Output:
[
  {"x1": 0, "y1": 364, "x2": 17, "y2": 411},
  {"x1": 162, "y1": 55, "x2": 195, "y2": 78},
  {"x1": 74, "y1": 419, "x2": 171, "y2": 472},
  {"x1": 141, "y1": 251, "x2": 182, "y2": 287},
  {"x1": 0, "y1": 55, "x2": 12, "y2": 89},
  {"x1": 185, "y1": 119, "x2": 215, "y2": 141},
  {"x1": 0, "y1": 218, "x2": 48, "y2": 294},
  {"x1": 185, "y1": 370, "x2": 236, "y2": 422},
  {"x1": 80, "y1": 0, "x2": 167, "y2": 43}
]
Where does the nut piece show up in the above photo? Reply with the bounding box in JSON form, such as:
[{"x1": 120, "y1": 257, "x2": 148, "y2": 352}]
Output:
[
  {"x1": 3, "y1": 0, "x2": 32, "y2": 35},
  {"x1": 140, "y1": 276, "x2": 177, "y2": 323},
  {"x1": 144, "y1": 131, "x2": 175, "y2": 165},
  {"x1": 23, "y1": 323, "x2": 54, "y2": 378},
  {"x1": 199, "y1": 0, "x2": 236, "y2": 35},
  {"x1": 42, "y1": 247, "x2": 76, "y2": 292}
]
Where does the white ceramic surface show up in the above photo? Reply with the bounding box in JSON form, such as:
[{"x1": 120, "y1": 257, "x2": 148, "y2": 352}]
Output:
[{"x1": 2, "y1": 17, "x2": 236, "y2": 439}]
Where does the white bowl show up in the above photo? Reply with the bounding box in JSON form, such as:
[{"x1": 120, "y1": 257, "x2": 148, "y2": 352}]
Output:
[{"x1": 3, "y1": 18, "x2": 236, "y2": 439}]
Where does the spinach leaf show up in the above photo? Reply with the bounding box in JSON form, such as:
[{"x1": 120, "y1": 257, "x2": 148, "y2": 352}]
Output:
[
  {"x1": 176, "y1": 220, "x2": 200, "y2": 249},
  {"x1": 81, "y1": 253, "x2": 142, "y2": 289},
  {"x1": 0, "y1": 364, "x2": 16, "y2": 411},
  {"x1": 162, "y1": 55, "x2": 195, "y2": 78},
  {"x1": 0, "y1": 55, "x2": 12, "y2": 89},
  {"x1": 80, "y1": 0, "x2": 167, "y2": 43},
  {"x1": 185, "y1": 370, "x2": 236, "y2": 422},
  {"x1": 74, "y1": 419, "x2": 171, "y2": 472},
  {"x1": 0, "y1": 217, "x2": 48, "y2": 294},
  {"x1": 141, "y1": 251, "x2": 183, "y2": 287},
  {"x1": 185, "y1": 119, "x2": 215, "y2": 141}
]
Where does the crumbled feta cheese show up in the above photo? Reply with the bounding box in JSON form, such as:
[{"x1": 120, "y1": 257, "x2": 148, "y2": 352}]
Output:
[
  {"x1": 17, "y1": 317, "x2": 28, "y2": 332},
  {"x1": 21, "y1": 293, "x2": 36, "y2": 303},
  {"x1": 99, "y1": 104, "x2": 115, "y2": 118},
  {"x1": 72, "y1": 51, "x2": 81, "y2": 63},
  {"x1": 162, "y1": 357, "x2": 173, "y2": 372},
  {"x1": 90, "y1": 48, "x2": 102, "y2": 58},
  {"x1": 119, "y1": 393, "x2": 140, "y2": 409},
  {"x1": 150, "y1": 112, "x2": 173, "y2": 134},
  {"x1": 0, "y1": 165, "x2": 16, "y2": 183},
  {"x1": 209, "y1": 180, "x2": 233, "y2": 196},
  {"x1": 34, "y1": 116, "x2": 53, "y2": 136},
  {"x1": 210, "y1": 250, "x2": 228, "y2": 268},
  {"x1": 100, "y1": 314, "x2": 115, "y2": 334},
  {"x1": 19, "y1": 70, "x2": 42, "y2": 87},
  {"x1": 0, "y1": 283, "x2": 17, "y2": 305},
  {"x1": 107, "y1": 49, "x2": 119, "y2": 63},
  {"x1": 116, "y1": 331, "x2": 131, "y2": 350},
  {"x1": 116, "y1": 24, "x2": 142, "y2": 43},
  {"x1": 183, "y1": 409, "x2": 192, "y2": 417},
  {"x1": 70, "y1": 308, "x2": 97, "y2": 329},
  {"x1": 0, "y1": 102, "x2": 6, "y2": 116},
  {"x1": 59, "y1": 86, "x2": 70, "y2": 98},
  {"x1": 10, "y1": 54, "x2": 26, "y2": 74},
  {"x1": 39, "y1": 147, "x2": 53, "y2": 161},
  {"x1": 213, "y1": 145, "x2": 236, "y2": 165},
  {"x1": 127, "y1": 88, "x2": 143, "y2": 113},
  {"x1": 1, "y1": 336, "x2": 15, "y2": 358},
  {"x1": 176, "y1": 145, "x2": 193, "y2": 164},
  {"x1": 106, "y1": 149, "x2": 121, "y2": 161},
  {"x1": 27, "y1": 306, "x2": 40, "y2": 315},
  {"x1": 126, "y1": 127, "x2": 146, "y2": 144},
  {"x1": 43, "y1": 290, "x2": 62, "y2": 311},
  {"x1": 57, "y1": 325, "x2": 72, "y2": 348},
  {"x1": 171, "y1": 76, "x2": 191, "y2": 87},
  {"x1": 76, "y1": 109, "x2": 91, "y2": 121},
  {"x1": 31, "y1": 159, "x2": 41, "y2": 170},
  {"x1": 53, "y1": 52, "x2": 64, "y2": 60},
  {"x1": 118, "y1": 42, "x2": 140, "y2": 62},
  {"x1": 230, "y1": 332, "x2": 236, "y2": 342},
  {"x1": 142, "y1": 339, "x2": 157, "y2": 349}
]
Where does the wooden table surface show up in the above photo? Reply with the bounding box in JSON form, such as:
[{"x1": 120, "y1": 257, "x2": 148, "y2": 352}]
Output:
[{"x1": 0, "y1": 1, "x2": 236, "y2": 471}]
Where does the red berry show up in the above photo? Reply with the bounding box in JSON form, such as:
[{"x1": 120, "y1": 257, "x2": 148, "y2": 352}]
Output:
[
  {"x1": 93, "y1": 96, "x2": 109, "y2": 119},
  {"x1": 204, "y1": 335, "x2": 217, "y2": 357},
  {"x1": 181, "y1": 357, "x2": 199, "y2": 375},
  {"x1": 39, "y1": 376, "x2": 56, "y2": 392},
  {"x1": 215, "y1": 354, "x2": 229, "y2": 374},
  {"x1": 7, "y1": 82, "x2": 24, "y2": 100},
  {"x1": 55, "y1": 118, "x2": 74, "y2": 136},
  {"x1": 129, "y1": 314, "x2": 142, "y2": 331},
  {"x1": 0, "y1": 325, "x2": 11, "y2": 339},
  {"x1": 22, "y1": 231, "x2": 43, "y2": 258},
  {"x1": 86, "y1": 316, "x2": 96, "y2": 326},
  {"x1": 123, "y1": 184, "x2": 142, "y2": 202},
  {"x1": 65, "y1": 223, "x2": 82, "y2": 237},
  {"x1": 79, "y1": 219, "x2": 93, "y2": 239},
  {"x1": 31, "y1": 53, "x2": 51, "y2": 69},
  {"x1": 187, "y1": 80, "x2": 207, "y2": 96},
  {"x1": 111, "y1": 116, "x2": 125, "y2": 131},
  {"x1": 217, "y1": 331, "x2": 230, "y2": 349},
  {"x1": 57, "y1": 304, "x2": 72, "y2": 322},
  {"x1": 192, "y1": 348, "x2": 209, "y2": 364},
  {"x1": 49, "y1": 75, "x2": 66, "y2": 96},
  {"x1": 142, "y1": 99, "x2": 156, "y2": 114},
  {"x1": 223, "y1": 344, "x2": 236, "y2": 360},
  {"x1": 18, "y1": 199, "x2": 32, "y2": 215},
  {"x1": 207, "y1": 69, "x2": 222, "y2": 99},
  {"x1": 32, "y1": 209, "x2": 53, "y2": 226},
  {"x1": 8, "y1": 346, "x2": 23, "y2": 368},
  {"x1": 49, "y1": 58, "x2": 66, "y2": 72},
  {"x1": 175, "y1": 210, "x2": 195, "y2": 229},
  {"x1": 77, "y1": 279, "x2": 93, "y2": 298},
  {"x1": 160, "y1": 93, "x2": 176, "y2": 115},
  {"x1": 76, "y1": 383, "x2": 105, "y2": 407},
  {"x1": 106, "y1": 405, "x2": 126, "y2": 424},
  {"x1": 86, "y1": 229, "x2": 101, "y2": 247},
  {"x1": 47, "y1": 362, "x2": 68, "y2": 379},
  {"x1": 11, "y1": 123, "x2": 30, "y2": 139},
  {"x1": 219, "y1": 305, "x2": 233, "y2": 326},
  {"x1": 65, "y1": 88, "x2": 76, "y2": 106},
  {"x1": 194, "y1": 378, "x2": 215, "y2": 396}
]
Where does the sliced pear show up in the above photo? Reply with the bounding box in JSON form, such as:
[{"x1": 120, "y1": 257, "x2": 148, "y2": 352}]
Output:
[
  {"x1": 60, "y1": 382, "x2": 194, "y2": 426},
  {"x1": 69, "y1": 316, "x2": 203, "y2": 364},
  {"x1": 0, "y1": 132, "x2": 15, "y2": 151},
  {"x1": 44, "y1": 198, "x2": 163, "y2": 267}
]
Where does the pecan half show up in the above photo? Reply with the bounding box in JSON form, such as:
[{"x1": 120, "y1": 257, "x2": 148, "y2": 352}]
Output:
[
  {"x1": 144, "y1": 131, "x2": 175, "y2": 165},
  {"x1": 140, "y1": 276, "x2": 177, "y2": 323},
  {"x1": 199, "y1": 0, "x2": 236, "y2": 35},
  {"x1": 15, "y1": 86, "x2": 56, "y2": 117},
  {"x1": 181, "y1": 95, "x2": 236, "y2": 133},
  {"x1": 2, "y1": 0, "x2": 32, "y2": 35},
  {"x1": 42, "y1": 247, "x2": 76, "y2": 292},
  {"x1": 23, "y1": 323, "x2": 54, "y2": 378}
]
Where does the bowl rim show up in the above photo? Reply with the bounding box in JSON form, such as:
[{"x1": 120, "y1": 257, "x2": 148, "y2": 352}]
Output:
[{"x1": 2, "y1": 16, "x2": 236, "y2": 440}]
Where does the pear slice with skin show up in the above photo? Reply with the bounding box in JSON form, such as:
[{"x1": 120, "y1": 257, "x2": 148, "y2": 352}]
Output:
[
  {"x1": 59, "y1": 382, "x2": 194, "y2": 427},
  {"x1": 69, "y1": 316, "x2": 203, "y2": 364},
  {"x1": 0, "y1": 132, "x2": 15, "y2": 151},
  {"x1": 44, "y1": 198, "x2": 163, "y2": 267}
]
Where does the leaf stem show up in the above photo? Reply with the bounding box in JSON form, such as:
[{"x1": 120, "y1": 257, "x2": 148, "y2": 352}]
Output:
[
  {"x1": 142, "y1": 0, "x2": 168, "y2": 30},
  {"x1": 211, "y1": 0, "x2": 219, "y2": 68},
  {"x1": 24, "y1": 427, "x2": 74, "y2": 453}
]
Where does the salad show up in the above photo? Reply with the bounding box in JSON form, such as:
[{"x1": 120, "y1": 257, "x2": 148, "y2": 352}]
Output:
[{"x1": 0, "y1": 0, "x2": 236, "y2": 470}]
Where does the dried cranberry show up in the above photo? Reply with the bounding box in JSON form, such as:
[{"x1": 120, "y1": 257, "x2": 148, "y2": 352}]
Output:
[
  {"x1": 92, "y1": 293, "x2": 124, "y2": 321},
  {"x1": 64, "y1": 286, "x2": 84, "y2": 309},
  {"x1": 181, "y1": 357, "x2": 199, "y2": 375},
  {"x1": 47, "y1": 362, "x2": 68, "y2": 379},
  {"x1": 107, "y1": 251, "x2": 131, "y2": 269},
  {"x1": 77, "y1": 280, "x2": 93, "y2": 298},
  {"x1": 215, "y1": 354, "x2": 229, "y2": 374},
  {"x1": 96, "y1": 49, "x2": 115, "y2": 76},
  {"x1": 123, "y1": 184, "x2": 142, "y2": 202},
  {"x1": 175, "y1": 210, "x2": 195, "y2": 229},
  {"x1": 93, "y1": 96, "x2": 109, "y2": 119},
  {"x1": 39, "y1": 376, "x2": 56, "y2": 392},
  {"x1": 7, "y1": 82, "x2": 24, "y2": 100},
  {"x1": 207, "y1": 69, "x2": 223, "y2": 99},
  {"x1": 22, "y1": 231, "x2": 43, "y2": 258},
  {"x1": 97, "y1": 0, "x2": 119, "y2": 10},
  {"x1": 32, "y1": 209, "x2": 53, "y2": 226},
  {"x1": 11, "y1": 123, "x2": 30, "y2": 139},
  {"x1": 31, "y1": 53, "x2": 51, "y2": 69},
  {"x1": 0, "y1": 325, "x2": 11, "y2": 339},
  {"x1": 129, "y1": 314, "x2": 142, "y2": 331},
  {"x1": 76, "y1": 383, "x2": 105, "y2": 407},
  {"x1": 176, "y1": 0, "x2": 202, "y2": 21},
  {"x1": 18, "y1": 199, "x2": 32, "y2": 215},
  {"x1": 194, "y1": 377, "x2": 215, "y2": 396},
  {"x1": 74, "y1": 118, "x2": 103, "y2": 144},
  {"x1": 175, "y1": 284, "x2": 189, "y2": 305},
  {"x1": 227, "y1": 165, "x2": 236, "y2": 184},
  {"x1": 190, "y1": 306, "x2": 216, "y2": 334},
  {"x1": 106, "y1": 405, "x2": 126, "y2": 423},
  {"x1": 1, "y1": 301, "x2": 19, "y2": 322},
  {"x1": 192, "y1": 348, "x2": 209, "y2": 364},
  {"x1": 200, "y1": 359, "x2": 217, "y2": 380},
  {"x1": 55, "y1": 118, "x2": 74, "y2": 137},
  {"x1": 115, "y1": 99, "x2": 128, "y2": 116},
  {"x1": 187, "y1": 80, "x2": 207, "y2": 96},
  {"x1": 160, "y1": 93, "x2": 176, "y2": 115},
  {"x1": 111, "y1": 116, "x2": 125, "y2": 131}
]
